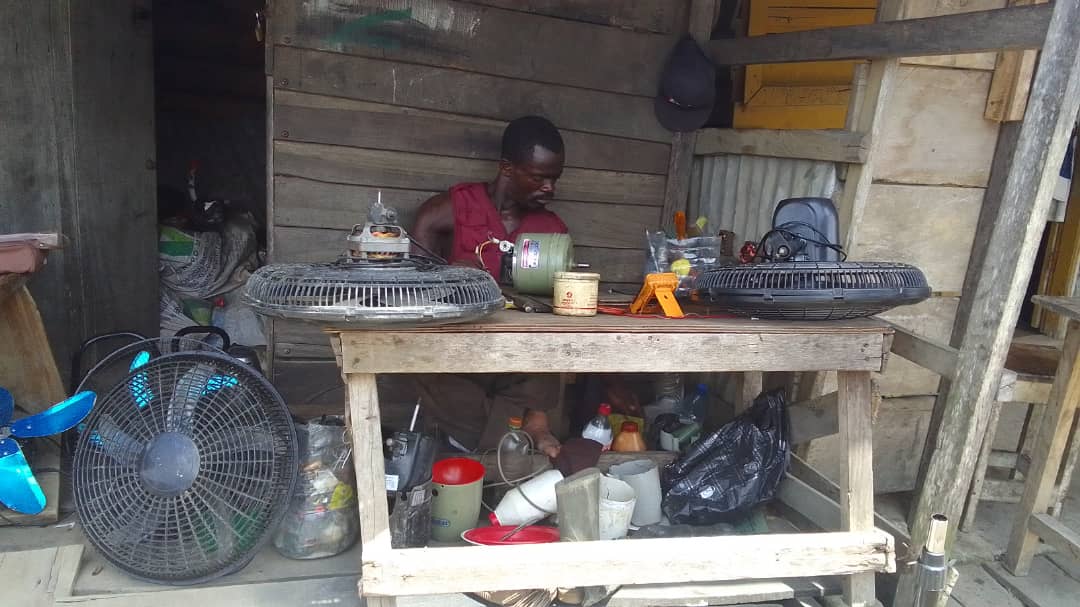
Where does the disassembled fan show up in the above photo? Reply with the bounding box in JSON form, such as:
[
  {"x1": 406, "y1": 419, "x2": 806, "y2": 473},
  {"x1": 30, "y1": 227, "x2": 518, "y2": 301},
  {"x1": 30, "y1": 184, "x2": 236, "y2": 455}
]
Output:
[
  {"x1": 72, "y1": 342, "x2": 296, "y2": 584},
  {"x1": 0, "y1": 387, "x2": 94, "y2": 514},
  {"x1": 244, "y1": 200, "x2": 504, "y2": 325},
  {"x1": 695, "y1": 197, "x2": 931, "y2": 320}
]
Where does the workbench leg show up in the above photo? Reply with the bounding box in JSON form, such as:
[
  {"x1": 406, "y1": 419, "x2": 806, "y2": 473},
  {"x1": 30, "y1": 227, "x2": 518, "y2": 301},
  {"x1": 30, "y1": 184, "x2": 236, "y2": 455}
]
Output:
[
  {"x1": 346, "y1": 373, "x2": 397, "y2": 607},
  {"x1": 735, "y1": 371, "x2": 764, "y2": 415},
  {"x1": 838, "y1": 371, "x2": 876, "y2": 607},
  {"x1": 1005, "y1": 320, "x2": 1080, "y2": 576},
  {"x1": 1050, "y1": 409, "x2": 1080, "y2": 517}
]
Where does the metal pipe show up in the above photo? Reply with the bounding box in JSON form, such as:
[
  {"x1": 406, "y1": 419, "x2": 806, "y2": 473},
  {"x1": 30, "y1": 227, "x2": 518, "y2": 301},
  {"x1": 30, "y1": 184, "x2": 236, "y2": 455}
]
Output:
[{"x1": 913, "y1": 513, "x2": 950, "y2": 607}]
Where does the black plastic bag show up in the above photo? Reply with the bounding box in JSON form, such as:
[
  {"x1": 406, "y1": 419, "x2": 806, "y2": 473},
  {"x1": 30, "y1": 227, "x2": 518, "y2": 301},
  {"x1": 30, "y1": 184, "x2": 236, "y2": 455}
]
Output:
[{"x1": 661, "y1": 389, "x2": 789, "y2": 525}]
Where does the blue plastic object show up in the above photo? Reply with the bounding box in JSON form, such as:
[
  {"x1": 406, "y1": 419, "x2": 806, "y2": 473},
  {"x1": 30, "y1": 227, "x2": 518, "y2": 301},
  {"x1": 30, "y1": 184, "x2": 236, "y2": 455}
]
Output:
[
  {"x1": 0, "y1": 438, "x2": 46, "y2": 514},
  {"x1": 0, "y1": 387, "x2": 96, "y2": 514}
]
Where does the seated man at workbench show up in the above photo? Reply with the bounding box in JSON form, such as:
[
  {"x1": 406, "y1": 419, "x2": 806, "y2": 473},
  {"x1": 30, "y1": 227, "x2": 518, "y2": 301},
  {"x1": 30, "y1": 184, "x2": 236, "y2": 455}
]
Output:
[{"x1": 410, "y1": 115, "x2": 569, "y2": 458}]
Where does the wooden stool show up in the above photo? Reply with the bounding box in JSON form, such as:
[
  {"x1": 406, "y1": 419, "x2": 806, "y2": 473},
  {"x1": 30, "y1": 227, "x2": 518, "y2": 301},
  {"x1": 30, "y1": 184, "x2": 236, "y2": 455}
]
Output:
[{"x1": 1004, "y1": 295, "x2": 1080, "y2": 575}]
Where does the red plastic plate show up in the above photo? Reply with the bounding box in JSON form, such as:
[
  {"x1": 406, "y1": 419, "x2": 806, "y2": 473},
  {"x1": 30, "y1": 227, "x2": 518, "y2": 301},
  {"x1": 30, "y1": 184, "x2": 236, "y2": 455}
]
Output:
[{"x1": 461, "y1": 525, "x2": 560, "y2": 546}]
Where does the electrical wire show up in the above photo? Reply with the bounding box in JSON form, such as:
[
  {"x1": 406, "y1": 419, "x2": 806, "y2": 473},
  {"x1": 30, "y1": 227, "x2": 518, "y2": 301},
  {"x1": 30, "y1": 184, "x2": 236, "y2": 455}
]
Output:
[{"x1": 758, "y1": 220, "x2": 847, "y2": 262}]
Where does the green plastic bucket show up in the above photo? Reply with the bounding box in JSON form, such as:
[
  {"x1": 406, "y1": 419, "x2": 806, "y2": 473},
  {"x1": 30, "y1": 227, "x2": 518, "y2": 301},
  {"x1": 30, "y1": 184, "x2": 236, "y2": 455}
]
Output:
[
  {"x1": 430, "y1": 457, "x2": 485, "y2": 542},
  {"x1": 512, "y1": 233, "x2": 575, "y2": 295}
]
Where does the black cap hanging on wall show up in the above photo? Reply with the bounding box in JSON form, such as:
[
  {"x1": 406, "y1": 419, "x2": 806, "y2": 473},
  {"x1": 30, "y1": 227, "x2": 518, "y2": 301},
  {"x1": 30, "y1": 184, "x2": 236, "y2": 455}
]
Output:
[{"x1": 654, "y1": 36, "x2": 717, "y2": 132}]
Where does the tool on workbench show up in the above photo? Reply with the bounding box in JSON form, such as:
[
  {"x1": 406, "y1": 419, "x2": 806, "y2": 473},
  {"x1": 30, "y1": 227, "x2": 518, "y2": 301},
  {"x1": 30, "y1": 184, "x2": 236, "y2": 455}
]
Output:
[
  {"x1": 630, "y1": 273, "x2": 684, "y2": 318},
  {"x1": 245, "y1": 197, "x2": 503, "y2": 326}
]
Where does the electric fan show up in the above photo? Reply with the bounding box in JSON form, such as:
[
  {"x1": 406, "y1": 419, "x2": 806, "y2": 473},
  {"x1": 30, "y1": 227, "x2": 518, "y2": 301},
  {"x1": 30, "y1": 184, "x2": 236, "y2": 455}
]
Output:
[
  {"x1": 694, "y1": 197, "x2": 931, "y2": 320},
  {"x1": 0, "y1": 387, "x2": 94, "y2": 514},
  {"x1": 72, "y1": 348, "x2": 297, "y2": 584},
  {"x1": 244, "y1": 200, "x2": 504, "y2": 325}
]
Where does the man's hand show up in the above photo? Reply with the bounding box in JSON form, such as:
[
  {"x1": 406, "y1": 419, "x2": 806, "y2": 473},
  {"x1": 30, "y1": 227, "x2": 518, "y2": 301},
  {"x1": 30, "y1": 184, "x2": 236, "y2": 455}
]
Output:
[{"x1": 523, "y1": 409, "x2": 562, "y2": 458}]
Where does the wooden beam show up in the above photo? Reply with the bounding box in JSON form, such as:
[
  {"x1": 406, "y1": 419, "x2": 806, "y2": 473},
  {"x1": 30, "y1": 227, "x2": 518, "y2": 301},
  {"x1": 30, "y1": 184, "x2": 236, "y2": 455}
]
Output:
[
  {"x1": 838, "y1": 371, "x2": 876, "y2": 606},
  {"x1": 896, "y1": 0, "x2": 1080, "y2": 600},
  {"x1": 694, "y1": 129, "x2": 869, "y2": 163},
  {"x1": 705, "y1": 4, "x2": 1051, "y2": 66},
  {"x1": 986, "y1": 0, "x2": 1047, "y2": 122},
  {"x1": 1028, "y1": 512, "x2": 1080, "y2": 563},
  {"x1": 789, "y1": 391, "x2": 840, "y2": 445},
  {"x1": 361, "y1": 531, "x2": 895, "y2": 596},
  {"x1": 886, "y1": 322, "x2": 958, "y2": 379}
]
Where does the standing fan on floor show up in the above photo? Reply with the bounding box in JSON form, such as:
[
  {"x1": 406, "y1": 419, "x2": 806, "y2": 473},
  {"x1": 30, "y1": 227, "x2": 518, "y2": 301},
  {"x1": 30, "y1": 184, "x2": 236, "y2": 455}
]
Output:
[
  {"x1": 694, "y1": 197, "x2": 931, "y2": 320},
  {"x1": 72, "y1": 346, "x2": 297, "y2": 585},
  {"x1": 0, "y1": 388, "x2": 94, "y2": 514}
]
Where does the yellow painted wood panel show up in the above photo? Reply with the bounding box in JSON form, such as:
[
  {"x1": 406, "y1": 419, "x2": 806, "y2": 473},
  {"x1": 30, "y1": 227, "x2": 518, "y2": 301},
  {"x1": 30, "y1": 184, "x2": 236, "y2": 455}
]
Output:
[{"x1": 738, "y1": 0, "x2": 876, "y2": 129}]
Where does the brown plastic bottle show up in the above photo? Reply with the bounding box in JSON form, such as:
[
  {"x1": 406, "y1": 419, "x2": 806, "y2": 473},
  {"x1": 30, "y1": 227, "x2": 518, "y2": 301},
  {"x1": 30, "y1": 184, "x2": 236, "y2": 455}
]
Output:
[{"x1": 612, "y1": 421, "x2": 646, "y2": 452}]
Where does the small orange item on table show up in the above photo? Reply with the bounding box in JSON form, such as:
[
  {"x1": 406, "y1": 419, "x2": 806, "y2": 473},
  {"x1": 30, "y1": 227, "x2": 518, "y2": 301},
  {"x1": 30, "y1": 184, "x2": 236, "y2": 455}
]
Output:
[{"x1": 630, "y1": 273, "x2": 684, "y2": 318}]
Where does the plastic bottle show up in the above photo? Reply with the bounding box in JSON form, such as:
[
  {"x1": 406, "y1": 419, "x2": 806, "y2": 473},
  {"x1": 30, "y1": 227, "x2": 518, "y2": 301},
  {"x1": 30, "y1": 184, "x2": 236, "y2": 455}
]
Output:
[
  {"x1": 645, "y1": 373, "x2": 684, "y2": 428},
  {"x1": 612, "y1": 422, "x2": 646, "y2": 452},
  {"x1": 582, "y1": 403, "x2": 614, "y2": 450},
  {"x1": 680, "y1": 383, "x2": 709, "y2": 423},
  {"x1": 497, "y1": 417, "x2": 532, "y2": 483}
]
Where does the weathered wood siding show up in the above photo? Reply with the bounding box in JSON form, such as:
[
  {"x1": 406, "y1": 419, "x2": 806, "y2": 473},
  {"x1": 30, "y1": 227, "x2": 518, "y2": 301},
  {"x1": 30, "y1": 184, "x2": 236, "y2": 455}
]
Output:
[{"x1": 267, "y1": 0, "x2": 685, "y2": 363}]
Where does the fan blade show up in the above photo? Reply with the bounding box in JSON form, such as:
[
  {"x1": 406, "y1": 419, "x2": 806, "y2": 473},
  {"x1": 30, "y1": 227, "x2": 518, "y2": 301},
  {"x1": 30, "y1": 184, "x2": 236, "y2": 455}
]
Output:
[
  {"x1": 129, "y1": 350, "x2": 153, "y2": 409},
  {"x1": 204, "y1": 374, "x2": 239, "y2": 395},
  {"x1": 10, "y1": 391, "x2": 96, "y2": 438},
  {"x1": 0, "y1": 438, "x2": 46, "y2": 514},
  {"x1": 0, "y1": 386, "x2": 12, "y2": 426},
  {"x1": 203, "y1": 425, "x2": 275, "y2": 454},
  {"x1": 89, "y1": 415, "x2": 144, "y2": 467}
]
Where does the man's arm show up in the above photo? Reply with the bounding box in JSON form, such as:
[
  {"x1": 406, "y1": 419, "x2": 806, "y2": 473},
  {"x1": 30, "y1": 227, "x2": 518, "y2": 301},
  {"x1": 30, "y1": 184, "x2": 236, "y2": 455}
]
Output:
[
  {"x1": 523, "y1": 409, "x2": 561, "y2": 458},
  {"x1": 411, "y1": 193, "x2": 454, "y2": 259}
]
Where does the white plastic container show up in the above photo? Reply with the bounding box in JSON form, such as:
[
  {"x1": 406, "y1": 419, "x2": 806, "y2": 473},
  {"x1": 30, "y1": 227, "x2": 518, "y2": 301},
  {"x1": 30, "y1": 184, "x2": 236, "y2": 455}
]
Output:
[
  {"x1": 553, "y1": 271, "x2": 600, "y2": 316},
  {"x1": 598, "y1": 476, "x2": 636, "y2": 540},
  {"x1": 490, "y1": 469, "x2": 564, "y2": 527},
  {"x1": 609, "y1": 459, "x2": 662, "y2": 527}
]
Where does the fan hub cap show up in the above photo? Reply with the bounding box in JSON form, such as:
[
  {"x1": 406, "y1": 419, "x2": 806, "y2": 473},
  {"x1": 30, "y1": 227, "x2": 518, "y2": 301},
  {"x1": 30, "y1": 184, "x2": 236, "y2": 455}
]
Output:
[{"x1": 140, "y1": 432, "x2": 200, "y2": 497}]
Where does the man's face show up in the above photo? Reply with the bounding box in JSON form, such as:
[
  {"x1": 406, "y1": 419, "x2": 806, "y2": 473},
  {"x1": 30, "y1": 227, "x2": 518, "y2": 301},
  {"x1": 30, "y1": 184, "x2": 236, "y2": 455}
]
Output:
[{"x1": 503, "y1": 145, "x2": 564, "y2": 210}]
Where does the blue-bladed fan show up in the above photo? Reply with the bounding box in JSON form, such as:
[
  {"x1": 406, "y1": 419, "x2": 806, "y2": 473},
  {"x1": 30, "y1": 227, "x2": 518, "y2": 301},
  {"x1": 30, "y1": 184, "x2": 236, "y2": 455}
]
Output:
[
  {"x1": 0, "y1": 387, "x2": 95, "y2": 514},
  {"x1": 74, "y1": 345, "x2": 296, "y2": 585}
]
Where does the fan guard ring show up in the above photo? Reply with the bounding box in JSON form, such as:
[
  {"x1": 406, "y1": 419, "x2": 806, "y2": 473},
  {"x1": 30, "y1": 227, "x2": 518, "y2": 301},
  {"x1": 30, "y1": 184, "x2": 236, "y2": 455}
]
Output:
[{"x1": 693, "y1": 261, "x2": 932, "y2": 320}]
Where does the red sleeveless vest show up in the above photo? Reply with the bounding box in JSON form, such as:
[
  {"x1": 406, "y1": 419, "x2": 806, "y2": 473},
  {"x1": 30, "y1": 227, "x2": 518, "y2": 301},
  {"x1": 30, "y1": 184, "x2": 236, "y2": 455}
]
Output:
[{"x1": 447, "y1": 182, "x2": 568, "y2": 278}]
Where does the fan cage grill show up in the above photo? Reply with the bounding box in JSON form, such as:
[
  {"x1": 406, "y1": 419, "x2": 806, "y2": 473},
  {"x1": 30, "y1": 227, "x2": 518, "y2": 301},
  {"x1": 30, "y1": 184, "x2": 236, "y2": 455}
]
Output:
[
  {"x1": 244, "y1": 261, "x2": 504, "y2": 324},
  {"x1": 73, "y1": 352, "x2": 297, "y2": 585},
  {"x1": 694, "y1": 261, "x2": 932, "y2": 320}
]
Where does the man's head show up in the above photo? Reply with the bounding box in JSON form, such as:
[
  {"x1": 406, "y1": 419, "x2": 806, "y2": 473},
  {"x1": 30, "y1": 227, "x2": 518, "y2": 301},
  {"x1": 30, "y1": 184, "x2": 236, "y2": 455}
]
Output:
[{"x1": 498, "y1": 116, "x2": 565, "y2": 209}]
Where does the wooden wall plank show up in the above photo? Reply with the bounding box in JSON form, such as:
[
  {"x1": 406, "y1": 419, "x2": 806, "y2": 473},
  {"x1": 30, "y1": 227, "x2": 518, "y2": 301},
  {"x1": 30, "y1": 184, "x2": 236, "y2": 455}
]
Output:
[
  {"x1": 273, "y1": 225, "x2": 645, "y2": 283},
  {"x1": 273, "y1": 176, "x2": 659, "y2": 249},
  {"x1": 274, "y1": 91, "x2": 670, "y2": 174},
  {"x1": 273, "y1": 48, "x2": 670, "y2": 143},
  {"x1": 274, "y1": 141, "x2": 666, "y2": 207},
  {"x1": 462, "y1": 0, "x2": 690, "y2": 34},
  {"x1": 848, "y1": 184, "x2": 983, "y2": 293},
  {"x1": 874, "y1": 66, "x2": 1000, "y2": 187},
  {"x1": 273, "y1": 0, "x2": 672, "y2": 97},
  {"x1": 694, "y1": 128, "x2": 869, "y2": 163}
]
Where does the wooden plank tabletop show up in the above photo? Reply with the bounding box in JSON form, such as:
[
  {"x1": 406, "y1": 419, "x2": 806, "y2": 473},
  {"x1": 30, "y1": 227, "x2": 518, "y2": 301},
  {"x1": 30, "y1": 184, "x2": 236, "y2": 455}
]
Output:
[
  {"x1": 1032, "y1": 296, "x2": 1080, "y2": 323},
  {"x1": 326, "y1": 309, "x2": 892, "y2": 336}
]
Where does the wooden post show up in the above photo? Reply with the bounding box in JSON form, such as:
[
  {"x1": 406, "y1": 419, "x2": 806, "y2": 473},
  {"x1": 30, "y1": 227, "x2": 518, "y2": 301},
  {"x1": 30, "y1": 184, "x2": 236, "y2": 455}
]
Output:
[
  {"x1": 1005, "y1": 317, "x2": 1080, "y2": 574},
  {"x1": 837, "y1": 371, "x2": 876, "y2": 606},
  {"x1": 660, "y1": 0, "x2": 716, "y2": 231},
  {"x1": 347, "y1": 372, "x2": 395, "y2": 606},
  {"x1": 894, "y1": 0, "x2": 1080, "y2": 602}
]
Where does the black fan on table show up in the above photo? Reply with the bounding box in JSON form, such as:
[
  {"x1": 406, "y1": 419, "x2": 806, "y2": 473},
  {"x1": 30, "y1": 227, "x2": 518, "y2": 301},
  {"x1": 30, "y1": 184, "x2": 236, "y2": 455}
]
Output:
[
  {"x1": 694, "y1": 197, "x2": 931, "y2": 320},
  {"x1": 73, "y1": 349, "x2": 297, "y2": 585}
]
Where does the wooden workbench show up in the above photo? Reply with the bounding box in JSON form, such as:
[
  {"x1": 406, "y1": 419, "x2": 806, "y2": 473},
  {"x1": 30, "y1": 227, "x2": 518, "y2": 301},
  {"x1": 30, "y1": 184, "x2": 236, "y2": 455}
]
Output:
[{"x1": 329, "y1": 311, "x2": 896, "y2": 607}]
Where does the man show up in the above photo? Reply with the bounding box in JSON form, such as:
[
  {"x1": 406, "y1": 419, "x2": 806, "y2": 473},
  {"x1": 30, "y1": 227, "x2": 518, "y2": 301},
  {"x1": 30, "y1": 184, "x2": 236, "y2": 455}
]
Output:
[{"x1": 410, "y1": 116, "x2": 568, "y2": 458}]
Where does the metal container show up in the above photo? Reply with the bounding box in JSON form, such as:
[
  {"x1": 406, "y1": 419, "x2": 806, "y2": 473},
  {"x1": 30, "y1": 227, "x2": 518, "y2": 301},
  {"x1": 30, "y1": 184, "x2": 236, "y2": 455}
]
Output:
[
  {"x1": 511, "y1": 233, "x2": 575, "y2": 295},
  {"x1": 553, "y1": 271, "x2": 600, "y2": 317}
]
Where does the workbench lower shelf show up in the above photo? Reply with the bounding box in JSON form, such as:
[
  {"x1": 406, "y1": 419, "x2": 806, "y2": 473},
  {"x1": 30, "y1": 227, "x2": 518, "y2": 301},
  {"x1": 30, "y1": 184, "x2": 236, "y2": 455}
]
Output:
[{"x1": 359, "y1": 530, "x2": 895, "y2": 597}]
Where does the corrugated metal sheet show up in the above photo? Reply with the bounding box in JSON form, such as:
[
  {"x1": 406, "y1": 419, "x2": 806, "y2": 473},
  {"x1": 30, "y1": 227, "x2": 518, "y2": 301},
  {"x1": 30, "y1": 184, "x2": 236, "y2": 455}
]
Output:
[{"x1": 689, "y1": 155, "x2": 841, "y2": 246}]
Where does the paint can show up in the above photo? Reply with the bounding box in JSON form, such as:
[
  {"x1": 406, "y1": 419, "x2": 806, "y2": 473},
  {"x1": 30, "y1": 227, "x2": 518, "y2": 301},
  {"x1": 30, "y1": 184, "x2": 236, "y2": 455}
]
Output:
[{"x1": 553, "y1": 271, "x2": 600, "y2": 316}]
